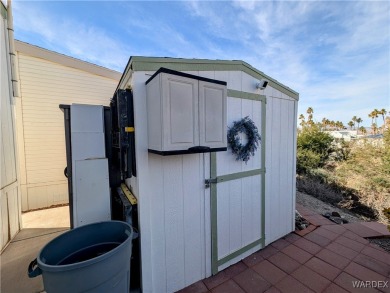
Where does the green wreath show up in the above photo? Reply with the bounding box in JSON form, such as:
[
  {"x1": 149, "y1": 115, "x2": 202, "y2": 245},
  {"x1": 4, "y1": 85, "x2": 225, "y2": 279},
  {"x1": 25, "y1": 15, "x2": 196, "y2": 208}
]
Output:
[{"x1": 227, "y1": 116, "x2": 261, "y2": 163}]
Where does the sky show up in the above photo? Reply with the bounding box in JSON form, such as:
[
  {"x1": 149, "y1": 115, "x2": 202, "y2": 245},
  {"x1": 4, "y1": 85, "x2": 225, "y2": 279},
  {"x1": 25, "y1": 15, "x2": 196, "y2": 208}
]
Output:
[{"x1": 11, "y1": 0, "x2": 390, "y2": 127}]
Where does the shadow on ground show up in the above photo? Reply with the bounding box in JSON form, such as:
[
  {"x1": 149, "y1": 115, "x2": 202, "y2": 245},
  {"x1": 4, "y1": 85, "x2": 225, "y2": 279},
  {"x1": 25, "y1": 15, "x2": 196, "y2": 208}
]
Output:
[{"x1": 1, "y1": 228, "x2": 68, "y2": 293}]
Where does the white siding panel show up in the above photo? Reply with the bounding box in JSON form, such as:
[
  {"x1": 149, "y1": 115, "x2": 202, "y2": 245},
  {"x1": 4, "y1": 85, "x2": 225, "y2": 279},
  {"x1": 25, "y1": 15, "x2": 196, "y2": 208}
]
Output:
[
  {"x1": 241, "y1": 72, "x2": 255, "y2": 93},
  {"x1": 131, "y1": 71, "x2": 153, "y2": 293},
  {"x1": 216, "y1": 180, "x2": 230, "y2": 259},
  {"x1": 16, "y1": 53, "x2": 119, "y2": 210},
  {"x1": 148, "y1": 153, "x2": 207, "y2": 293},
  {"x1": 26, "y1": 182, "x2": 68, "y2": 210},
  {"x1": 217, "y1": 97, "x2": 242, "y2": 176},
  {"x1": 163, "y1": 156, "x2": 185, "y2": 293},
  {"x1": 228, "y1": 179, "x2": 242, "y2": 254},
  {"x1": 182, "y1": 154, "x2": 205, "y2": 285},
  {"x1": 1, "y1": 13, "x2": 21, "y2": 251},
  {"x1": 149, "y1": 155, "x2": 166, "y2": 293},
  {"x1": 1, "y1": 57, "x2": 17, "y2": 187},
  {"x1": 1, "y1": 191, "x2": 9, "y2": 249},
  {"x1": 0, "y1": 184, "x2": 19, "y2": 251},
  {"x1": 265, "y1": 95, "x2": 296, "y2": 244},
  {"x1": 228, "y1": 71, "x2": 241, "y2": 91}
]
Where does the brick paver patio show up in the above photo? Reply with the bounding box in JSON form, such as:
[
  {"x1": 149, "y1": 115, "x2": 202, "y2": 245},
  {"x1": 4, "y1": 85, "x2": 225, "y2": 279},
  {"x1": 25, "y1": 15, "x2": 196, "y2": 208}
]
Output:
[{"x1": 178, "y1": 204, "x2": 390, "y2": 293}]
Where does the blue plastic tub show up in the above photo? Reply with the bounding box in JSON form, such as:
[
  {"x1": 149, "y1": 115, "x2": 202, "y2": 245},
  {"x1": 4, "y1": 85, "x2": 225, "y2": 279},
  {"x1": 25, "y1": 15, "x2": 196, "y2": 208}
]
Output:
[{"x1": 28, "y1": 221, "x2": 133, "y2": 293}]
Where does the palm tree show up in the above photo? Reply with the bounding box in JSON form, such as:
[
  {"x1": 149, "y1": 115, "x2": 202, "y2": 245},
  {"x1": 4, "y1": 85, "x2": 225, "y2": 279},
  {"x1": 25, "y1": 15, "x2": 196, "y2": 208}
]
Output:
[
  {"x1": 352, "y1": 116, "x2": 357, "y2": 129},
  {"x1": 306, "y1": 107, "x2": 314, "y2": 123},
  {"x1": 380, "y1": 109, "x2": 387, "y2": 126},
  {"x1": 299, "y1": 114, "x2": 305, "y2": 128},
  {"x1": 348, "y1": 121, "x2": 354, "y2": 130},
  {"x1": 331, "y1": 120, "x2": 336, "y2": 130},
  {"x1": 359, "y1": 126, "x2": 367, "y2": 135},
  {"x1": 356, "y1": 117, "x2": 363, "y2": 130},
  {"x1": 373, "y1": 109, "x2": 379, "y2": 125},
  {"x1": 321, "y1": 118, "x2": 328, "y2": 130},
  {"x1": 372, "y1": 123, "x2": 378, "y2": 134},
  {"x1": 336, "y1": 121, "x2": 344, "y2": 130},
  {"x1": 368, "y1": 112, "x2": 374, "y2": 125}
]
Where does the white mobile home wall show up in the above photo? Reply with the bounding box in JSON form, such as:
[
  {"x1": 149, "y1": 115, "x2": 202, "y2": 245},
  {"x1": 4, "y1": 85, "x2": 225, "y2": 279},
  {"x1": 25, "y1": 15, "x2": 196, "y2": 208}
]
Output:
[
  {"x1": 118, "y1": 57, "x2": 298, "y2": 293},
  {"x1": 14, "y1": 41, "x2": 121, "y2": 211},
  {"x1": 1, "y1": 2, "x2": 20, "y2": 251}
]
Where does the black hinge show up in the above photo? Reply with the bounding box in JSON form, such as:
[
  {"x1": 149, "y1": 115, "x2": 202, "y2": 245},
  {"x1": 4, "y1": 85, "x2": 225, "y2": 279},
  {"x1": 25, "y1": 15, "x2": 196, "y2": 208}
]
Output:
[{"x1": 205, "y1": 178, "x2": 217, "y2": 188}]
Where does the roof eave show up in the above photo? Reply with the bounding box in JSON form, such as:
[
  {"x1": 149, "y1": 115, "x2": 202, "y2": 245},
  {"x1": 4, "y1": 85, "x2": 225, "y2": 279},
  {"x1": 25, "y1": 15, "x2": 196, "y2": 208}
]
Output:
[{"x1": 121, "y1": 56, "x2": 298, "y2": 100}]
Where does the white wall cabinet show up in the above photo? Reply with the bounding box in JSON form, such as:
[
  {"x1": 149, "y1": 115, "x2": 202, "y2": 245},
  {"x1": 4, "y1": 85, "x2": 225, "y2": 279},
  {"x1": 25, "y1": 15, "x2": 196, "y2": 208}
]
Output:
[{"x1": 146, "y1": 68, "x2": 227, "y2": 155}]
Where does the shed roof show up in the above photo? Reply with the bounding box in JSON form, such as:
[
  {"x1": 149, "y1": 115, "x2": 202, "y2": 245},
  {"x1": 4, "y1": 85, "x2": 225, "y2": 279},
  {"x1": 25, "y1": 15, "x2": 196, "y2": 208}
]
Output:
[
  {"x1": 1, "y1": 1, "x2": 7, "y2": 19},
  {"x1": 14, "y1": 40, "x2": 122, "y2": 81},
  {"x1": 118, "y1": 56, "x2": 299, "y2": 100}
]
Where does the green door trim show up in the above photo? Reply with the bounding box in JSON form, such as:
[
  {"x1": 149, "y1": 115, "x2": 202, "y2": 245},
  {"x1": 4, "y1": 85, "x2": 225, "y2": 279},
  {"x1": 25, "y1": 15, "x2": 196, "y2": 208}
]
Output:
[
  {"x1": 218, "y1": 238, "x2": 263, "y2": 267},
  {"x1": 227, "y1": 89, "x2": 266, "y2": 102},
  {"x1": 210, "y1": 98, "x2": 267, "y2": 275},
  {"x1": 207, "y1": 168, "x2": 264, "y2": 186}
]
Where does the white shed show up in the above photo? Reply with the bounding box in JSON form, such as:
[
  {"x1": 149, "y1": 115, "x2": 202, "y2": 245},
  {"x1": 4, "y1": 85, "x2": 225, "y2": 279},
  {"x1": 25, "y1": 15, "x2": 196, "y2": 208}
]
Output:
[
  {"x1": 13, "y1": 41, "x2": 121, "y2": 211},
  {"x1": 117, "y1": 57, "x2": 299, "y2": 293}
]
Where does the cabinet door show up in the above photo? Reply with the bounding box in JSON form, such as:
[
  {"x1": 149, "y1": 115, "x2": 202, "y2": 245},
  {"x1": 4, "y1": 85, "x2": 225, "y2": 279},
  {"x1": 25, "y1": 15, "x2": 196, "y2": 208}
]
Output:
[
  {"x1": 162, "y1": 74, "x2": 199, "y2": 151},
  {"x1": 199, "y1": 81, "x2": 227, "y2": 148},
  {"x1": 73, "y1": 158, "x2": 110, "y2": 227}
]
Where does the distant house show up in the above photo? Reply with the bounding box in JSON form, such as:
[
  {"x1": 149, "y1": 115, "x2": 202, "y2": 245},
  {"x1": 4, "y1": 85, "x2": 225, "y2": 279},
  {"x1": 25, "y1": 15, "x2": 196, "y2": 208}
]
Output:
[
  {"x1": 326, "y1": 130, "x2": 357, "y2": 141},
  {"x1": 14, "y1": 41, "x2": 121, "y2": 211}
]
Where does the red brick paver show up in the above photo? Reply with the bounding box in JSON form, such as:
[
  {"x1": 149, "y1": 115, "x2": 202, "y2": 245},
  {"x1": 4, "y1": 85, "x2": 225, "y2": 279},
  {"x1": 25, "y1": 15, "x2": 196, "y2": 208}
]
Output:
[
  {"x1": 177, "y1": 205, "x2": 390, "y2": 293},
  {"x1": 312, "y1": 226, "x2": 339, "y2": 241},
  {"x1": 325, "y1": 241, "x2": 360, "y2": 259},
  {"x1": 270, "y1": 238, "x2": 291, "y2": 250},
  {"x1": 294, "y1": 237, "x2": 322, "y2": 255},
  {"x1": 178, "y1": 281, "x2": 209, "y2": 293},
  {"x1": 268, "y1": 252, "x2": 301, "y2": 274},
  {"x1": 233, "y1": 269, "x2": 271, "y2": 293},
  {"x1": 305, "y1": 257, "x2": 342, "y2": 281},
  {"x1": 211, "y1": 280, "x2": 244, "y2": 293},
  {"x1": 316, "y1": 248, "x2": 351, "y2": 269},
  {"x1": 253, "y1": 260, "x2": 287, "y2": 285},
  {"x1": 291, "y1": 265, "x2": 331, "y2": 292},
  {"x1": 275, "y1": 276, "x2": 314, "y2": 293},
  {"x1": 281, "y1": 244, "x2": 312, "y2": 264}
]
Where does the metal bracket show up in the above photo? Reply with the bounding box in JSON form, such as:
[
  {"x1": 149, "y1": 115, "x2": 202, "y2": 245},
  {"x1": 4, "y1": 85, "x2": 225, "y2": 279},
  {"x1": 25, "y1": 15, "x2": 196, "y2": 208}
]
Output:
[{"x1": 205, "y1": 178, "x2": 217, "y2": 188}]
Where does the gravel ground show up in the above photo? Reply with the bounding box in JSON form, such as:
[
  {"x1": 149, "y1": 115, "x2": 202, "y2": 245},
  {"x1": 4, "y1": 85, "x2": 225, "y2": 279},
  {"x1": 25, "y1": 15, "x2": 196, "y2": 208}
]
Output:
[
  {"x1": 296, "y1": 191, "x2": 390, "y2": 253},
  {"x1": 369, "y1": 238, "x2": 390, "y2": 253}
]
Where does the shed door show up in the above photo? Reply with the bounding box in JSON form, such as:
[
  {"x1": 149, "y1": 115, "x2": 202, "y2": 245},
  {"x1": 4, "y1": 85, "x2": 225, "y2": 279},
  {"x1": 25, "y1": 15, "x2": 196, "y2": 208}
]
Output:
[{"x1": 208, "y1": 95, "x2": 266, "y2": 274}]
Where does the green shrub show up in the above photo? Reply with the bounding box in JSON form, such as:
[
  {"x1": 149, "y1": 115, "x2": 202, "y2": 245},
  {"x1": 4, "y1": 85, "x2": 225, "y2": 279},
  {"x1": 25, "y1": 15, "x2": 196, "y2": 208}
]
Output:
[
  {"x1": 333, "y1": 139, "x2": 352, "y2": 161},
  {"x1": 297, "y1": 149, "x2": 321, "y2": 174},
  {"x1": 297, "y1": 124, "x2": 334, "y2": 173},
  {"x1": 383, "y1": 208, "x2": 390, "y2": 231},
  {"x1": 384, "y1": 128, "x2": 390, "y2": 173}
]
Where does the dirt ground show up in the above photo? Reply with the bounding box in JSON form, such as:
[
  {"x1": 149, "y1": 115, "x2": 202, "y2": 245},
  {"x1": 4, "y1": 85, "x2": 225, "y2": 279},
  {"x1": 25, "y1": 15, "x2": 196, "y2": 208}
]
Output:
[
  {"x1": 296, "y1": 191, "x2": 364, "y2": 223},
  {"x1": 296, "y1": 191, "x2": 390, "y2": 253}
]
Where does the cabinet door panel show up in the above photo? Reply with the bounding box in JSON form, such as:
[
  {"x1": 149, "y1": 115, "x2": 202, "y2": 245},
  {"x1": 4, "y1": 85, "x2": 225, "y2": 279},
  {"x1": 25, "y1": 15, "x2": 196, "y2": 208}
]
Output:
[
  {"x1": 199, "y1": 82, "x2": 227, "y2": 148},
  {"x1": 162, "y1": 74, "x2": 199, "y2": 150}
]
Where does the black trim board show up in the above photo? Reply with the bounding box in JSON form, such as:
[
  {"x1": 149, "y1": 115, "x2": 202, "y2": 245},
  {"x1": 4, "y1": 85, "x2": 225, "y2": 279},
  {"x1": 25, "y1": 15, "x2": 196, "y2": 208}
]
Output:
[
  {"x1": 148, "y1": 147, "x2": 227, "y2": 156},
  {"x1": 145, "y1": 67, "x2": 227, "y2": 86}
]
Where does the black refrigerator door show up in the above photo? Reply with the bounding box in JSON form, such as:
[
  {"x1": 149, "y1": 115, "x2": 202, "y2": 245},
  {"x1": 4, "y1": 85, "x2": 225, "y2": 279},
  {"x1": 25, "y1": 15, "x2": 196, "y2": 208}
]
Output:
[
  {"x1": 110, "y1": 89, "x2": 136, "y2": 182},
  {"x1": 59, "y1": 104, "x2": 74, "y2": 228}
]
